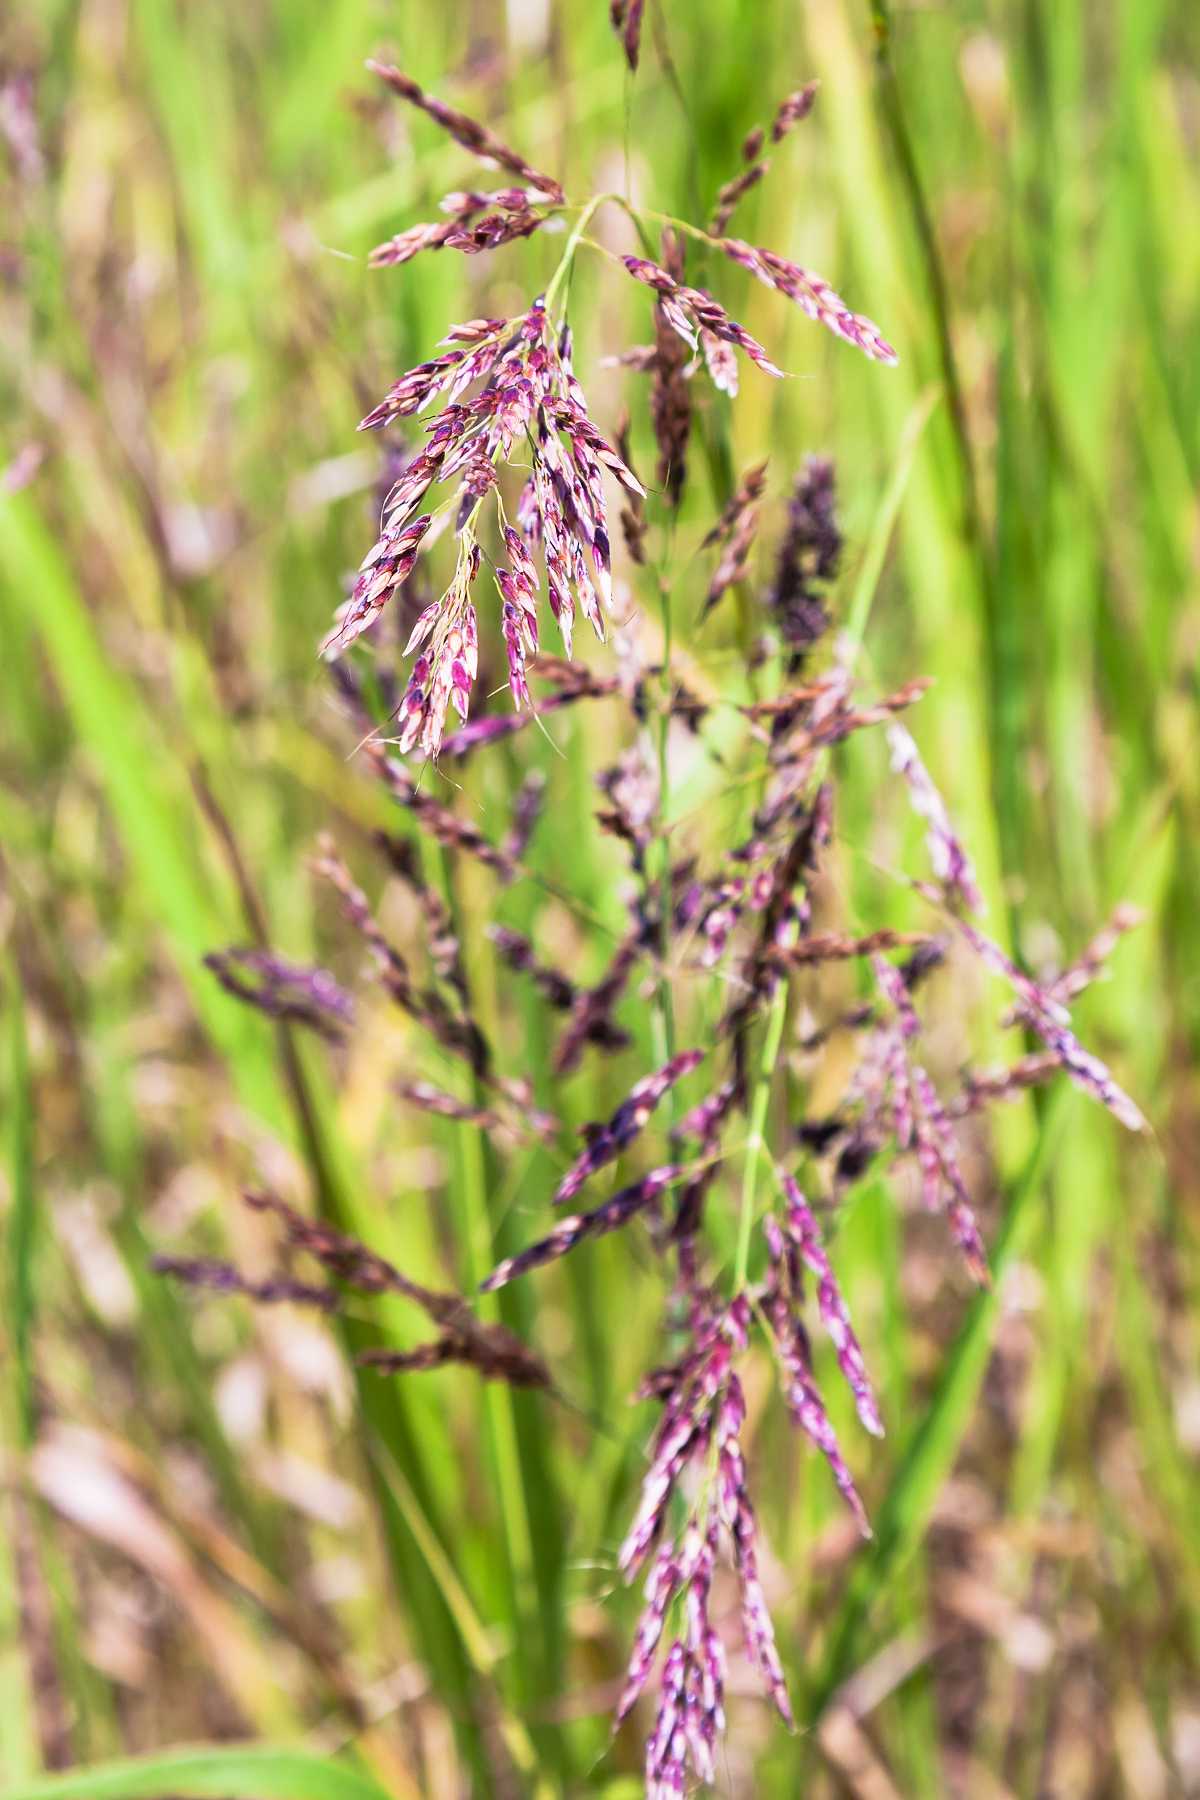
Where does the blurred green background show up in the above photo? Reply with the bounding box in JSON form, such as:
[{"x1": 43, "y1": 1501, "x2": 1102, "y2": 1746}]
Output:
[{"x1": 2, "y1": 0, "x2": 1198, "y2": 1794}]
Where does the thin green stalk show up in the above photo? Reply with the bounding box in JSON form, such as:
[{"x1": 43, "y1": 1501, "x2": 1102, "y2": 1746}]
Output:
[
  {"x1": 733, "y1": 980, "x2": 788, "y2": 1290},
  {"x1": 652, "y1": 555, "x2": 679, "y2": 1088},
  {"x1": 544, "y1": 194, "x2": 613, "y2": 312}
]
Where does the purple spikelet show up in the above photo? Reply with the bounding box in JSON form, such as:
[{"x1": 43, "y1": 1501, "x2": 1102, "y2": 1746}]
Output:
[
  {"x1": 480, "y1": 1164, "x2": 683, "y2": 1292},
  {"x1": 888, "y1": 723, "x2": 983, "y2": 912},
  {"x1": 779, "y1": 1175, "x2": 883, "y2": 1437},
  {"x1": 555, "y1": 1050, "x2": 704, "y2": 1205}
]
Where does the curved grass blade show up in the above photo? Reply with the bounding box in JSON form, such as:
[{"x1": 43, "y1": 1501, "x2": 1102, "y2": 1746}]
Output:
[{"x1": 2, "y1": 1745, "x2": 395, "y2": 1800}]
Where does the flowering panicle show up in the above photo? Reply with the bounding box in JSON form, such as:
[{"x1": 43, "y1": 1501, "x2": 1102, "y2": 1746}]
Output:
[
  {"x1": 159, "y1": 74, "x2": 1149, "y2": 1798},
  {"x1": 325, "y1": 297, "x2": 642, "y2": 758}
]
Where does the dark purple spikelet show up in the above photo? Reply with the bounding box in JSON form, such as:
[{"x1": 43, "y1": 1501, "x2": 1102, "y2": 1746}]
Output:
[
  {"x1": 396, "y1": 1080, "x2": 502, "y2": 1131},
  {"x1": 703, "y1": 464, "x2": 766, "y2": 614},
  {"x1": 480, "y1": 1163, "x2": 684, "y2": 1292},
  {"x1": 555, "y1": 1050, "x2": 704, "y2": 1205},
  {"x1": 888, "y1": 722, "x2": 983, "y2": 912},
  {"x1": 554, "y1": 928, "x2": 642, "y2": 1074},
  {"x1": 701, "y1": 461, "x2": 769, "y2": 551},
  {"x1": 502, "y1": 770, "x2": 546, "y2": 864},
  {"x1": 671, "y1": 1077, "x2": 739, "y2": 1147},
  {"x1": 648, "y1": 230, "x2": 694, "y2": 506},
  {"x1": 487, "y1": 925, "x2": 578, "y2": 1010},
  {"x1": 367, "y1": 61, "x2": 564, "y2": 203},
  {"x1": 152, "y1": 1255, "x2": 338, "y2": 1312},
  {"x1": 366, "y1": 744, "x2": 517, "y2": 881},
  {"x1": 771, "y1": 82, "x2": 820, "y2": 141},
  {"x1": 872, "y1": 955, "x2": 990, "y2": 1283},
  {"x1": 368, "y1": 189, "x2": 525, "y2": 269},
  {"x1": 769, "y1": 456, "x2": 842, "y2": 664},
  {"x1": 909, "y1": 1063, "x2": 990, "y2": 1284},
  {"x1": 203, "y1": 948, "x2": 354, "y2": 1040},
  {"x1": 442, "y1": 206, "x2": 545, "y2": 255}
]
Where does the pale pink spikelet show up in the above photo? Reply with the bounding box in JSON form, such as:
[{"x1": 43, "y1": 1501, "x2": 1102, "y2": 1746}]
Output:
[
  {"x1": 700, "y1": 327, "x2": 739, "y2": 395},
  {"x1": 718, "y1": 1428, "x2": 795, "y2": 1726},
  {"x1": 721, "y1": 238, "x2": 899, "y2": 365},
  {"x1": 621, "y1": 255, "x2": 785, "y2": 379},
  {"x1": 909, "y1": 1064, "x2": 990, "y2": 1284},
  {"x1": 949, "y1": 911, "x2": 1148, "y2": 1133},
  {"x1": 888, "y1": 722, "x2": 983, "y2": 911}
]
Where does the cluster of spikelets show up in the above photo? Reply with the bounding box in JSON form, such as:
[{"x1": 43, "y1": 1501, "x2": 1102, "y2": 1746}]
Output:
[
  {"x1": 164, "y1": 55, "x2": 1147, "y2": 1798},
  {"x1": 321, "y1": 61, "x2": 897, "y2": 769}
]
